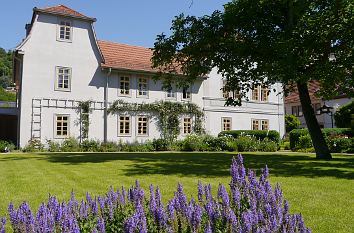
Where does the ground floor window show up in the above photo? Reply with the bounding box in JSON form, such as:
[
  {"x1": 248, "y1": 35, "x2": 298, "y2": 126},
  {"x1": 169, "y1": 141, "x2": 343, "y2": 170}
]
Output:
[
  {"x1": 222, "y1": 117, "x2": 232, "y2": 131},
  {"x1": 137, "y1": 116, "x2": 148, "y2": 136},
  {"x1": 55, "y1": 115, "x2": 69, "y2": 138},
  {"x1": 118, "y1": 115, "x2": 131, "y2": 135},
  {"x1": 252, "y1": 119, "x2": 269, "y2": 130},
  {"x1": 183, "y1": 117, "x2": 192, "y2": 134}
]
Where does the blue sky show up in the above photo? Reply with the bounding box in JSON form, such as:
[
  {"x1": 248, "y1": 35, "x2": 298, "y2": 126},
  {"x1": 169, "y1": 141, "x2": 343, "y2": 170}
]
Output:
[{"x1": 0, "y1": 0, "x2": 229, "y2": 50}]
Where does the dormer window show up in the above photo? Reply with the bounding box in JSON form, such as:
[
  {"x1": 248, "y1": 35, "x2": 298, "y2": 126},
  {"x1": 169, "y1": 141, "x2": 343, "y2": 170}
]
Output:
[{"x1": 58, "y1": 20, "x2": 72, "y2": 41}]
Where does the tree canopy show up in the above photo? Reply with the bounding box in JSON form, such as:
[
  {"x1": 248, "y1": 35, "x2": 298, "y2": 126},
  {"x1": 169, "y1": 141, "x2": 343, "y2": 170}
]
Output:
[
  {"x1": 152, "y1": 0, "x2": 353, "y2": 159},
  {"x1": 0, "y1": 47, "x2": 13, "y2": 89}
]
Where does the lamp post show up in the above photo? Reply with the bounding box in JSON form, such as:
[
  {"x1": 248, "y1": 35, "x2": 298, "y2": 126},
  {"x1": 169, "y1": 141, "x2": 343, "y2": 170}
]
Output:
[{"x1": 319, "y1": 103, "x2": 334, "y2": 128}]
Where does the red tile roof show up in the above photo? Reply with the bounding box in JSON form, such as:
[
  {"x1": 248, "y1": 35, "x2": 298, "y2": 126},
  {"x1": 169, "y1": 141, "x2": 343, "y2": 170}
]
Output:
[
  {"x1": 98, "y1": 40, "x2": 157, "y2": 73},
  {"x1": 35, "y1": 5, "x2": 95, "y2": 21},
  {"x1": 285, "y1": 81, "x2": 321, "y2": 103}
]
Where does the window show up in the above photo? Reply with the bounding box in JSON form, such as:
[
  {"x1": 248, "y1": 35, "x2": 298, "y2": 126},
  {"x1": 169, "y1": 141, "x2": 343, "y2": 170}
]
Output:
[
  {"x1": 252, "y1": 119, "x2": 269, "y2": 130},
  {"x1": 137, "y1": 116, "x2": 148, "y2": 136},
  {"x1": 291, "y1": 105, "x2": 304, "y2": 117},
  {"x1": 119, "y1": 76, "x2": 130, "y2": 96},
  {"x1": 252, "y1": 86, "x2": 259, "y2": 101},
  {"x1": 56, "y1": 67, "x2": 71, "y2": 91},
  {"x1": 118, "y1": 116, "x2": 131, "y2": 135},
  {"x1": 137, "y1": 77, "x2": 148, "y2": 97},
  {"x1": 252, "y1": 85, "x2": 269, "y2": 102},
  {"x1": 222, "y1": 117, "x2": 232, "y2": 131},
  {"x1": 58, "y1": 20, "x2": 72, "y2": 41},
  {"x1": 182, "y1": 87, "x2": 191, "y2": 100},
  {"x1": 298, "y1": 106, "x2": 303, "y2": 116},
  {"x1": 183, "y1": 117, "x2": 192, "y2": 134},
  {"x1": 292, "y1": 106, "x2": 298, "y2": 115},
  {"x1": 55, "y1": 115, "x2": 69, "y2": 138},
  {"x1": 261, "y1": 87, "x2": 269, "y2": 101},
  {"x1": 313, "y1": 103, "x2": 321, "y2": 115},
  {"x1": 166, "y1": 87, "x2": 176, "y2": 99},
  {"x1": 222, "y1": 79, "x2": 240, "y2": 99}
]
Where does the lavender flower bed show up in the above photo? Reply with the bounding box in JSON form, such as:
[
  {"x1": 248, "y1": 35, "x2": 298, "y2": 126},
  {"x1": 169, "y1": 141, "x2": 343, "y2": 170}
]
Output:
[{"x1": 1, "y1": 155, "x2": 310, "y2": 232}]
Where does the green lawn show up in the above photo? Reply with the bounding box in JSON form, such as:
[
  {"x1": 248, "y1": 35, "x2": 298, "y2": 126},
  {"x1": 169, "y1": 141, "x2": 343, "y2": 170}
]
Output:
[{"x1": 0, "y1": 152, "x2": 353, "y2": 232}]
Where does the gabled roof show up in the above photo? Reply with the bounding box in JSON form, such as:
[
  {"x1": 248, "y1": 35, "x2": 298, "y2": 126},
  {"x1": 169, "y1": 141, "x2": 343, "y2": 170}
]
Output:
[
  {"x1": 98, "y1": 40, "x2": 157, "y2": 73},
  {"x1": 34, "y1": 4, "x2": 96, "y2": 22},
  {"x1": 285, "y1": 81, "x2": 321, "y2": 104}
]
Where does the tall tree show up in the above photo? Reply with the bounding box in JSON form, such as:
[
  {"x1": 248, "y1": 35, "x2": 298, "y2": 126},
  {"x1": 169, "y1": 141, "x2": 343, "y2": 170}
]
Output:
[
  {"x1": 152, "y1": 0, "x2": 353, "y2": 159},
  {"x1": 0, "y1": 47, "x2": 13, "y2": 88}
]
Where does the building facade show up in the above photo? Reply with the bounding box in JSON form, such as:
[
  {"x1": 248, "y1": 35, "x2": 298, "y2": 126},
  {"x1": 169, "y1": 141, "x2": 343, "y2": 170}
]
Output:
[
  {"x1": 285, "y1": 81, "x2": 352, "y2": 129},
  {"x1": 13, "y1": 5, "x2": 285, "y2": 147}
]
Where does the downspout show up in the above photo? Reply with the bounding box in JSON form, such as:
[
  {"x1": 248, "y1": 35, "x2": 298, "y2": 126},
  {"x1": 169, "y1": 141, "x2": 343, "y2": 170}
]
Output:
[
  {"x1": 104, "y1": 68, "x2": 111, "y2": 143},
  {"x1": 14, "y1": 54, "x2": 23, "y2": 148}
]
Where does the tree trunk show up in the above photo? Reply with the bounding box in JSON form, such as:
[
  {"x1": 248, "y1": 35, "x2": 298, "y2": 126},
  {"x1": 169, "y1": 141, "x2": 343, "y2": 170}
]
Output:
[{"x1": 297, "y1": 81, "x2": 332, "y2": 159}]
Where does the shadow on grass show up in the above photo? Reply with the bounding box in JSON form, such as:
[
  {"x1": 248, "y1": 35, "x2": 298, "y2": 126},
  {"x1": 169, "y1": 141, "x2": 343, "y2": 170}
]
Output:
[{"x1": 37, "y1": 152, "x2": 354, "y2": 180}]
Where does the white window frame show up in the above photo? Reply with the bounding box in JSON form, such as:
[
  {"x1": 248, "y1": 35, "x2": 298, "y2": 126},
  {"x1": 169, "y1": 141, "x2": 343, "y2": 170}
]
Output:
[
  {"x1": 136, "y1": 115, "x2": 149, "y2": 136},
  {"x1": 119, "y1": 76, "x2": 131, "y2": 97},
  {"x1": 221, "y1": 117, "x2": 232, "y2": 131},
  {"x1": 182, "y1": 86, "x2": 192, "y2": 101},
  {"x1": 137, "y1": 77, "x2": 149, "y2": 98},
  {"x1": 54, "y1": 114, "x2": 70, "y2": 138},
  {"x1": 57, "y1": 19, "x2": 73, "y2": 42},
  {"x1": 55, "y1": 66, "x2": 72, "y2": 91},
  {"x1": 183, "y1": 117, "x2": 192, "y2": 134},
  {"x1": 252, "y1": 119, "x2": 269, "y2": 131},
  {"x1": 166, "y1": 86, "x2": 177, "y2": 99},
  {"x1": 118, "y1": 115, "x2": 131, "y2": 136}
]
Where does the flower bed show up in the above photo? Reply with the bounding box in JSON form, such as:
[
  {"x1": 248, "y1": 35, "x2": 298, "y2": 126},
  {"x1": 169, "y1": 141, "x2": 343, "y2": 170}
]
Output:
[{"x1": 1, "y1": 155, "x2": 310, "y2": 232}]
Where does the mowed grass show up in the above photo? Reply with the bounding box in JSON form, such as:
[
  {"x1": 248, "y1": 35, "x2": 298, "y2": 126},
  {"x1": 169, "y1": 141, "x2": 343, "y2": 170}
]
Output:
[{"x1": 0, "y1": 152, "x2": 353, "y2": 233}]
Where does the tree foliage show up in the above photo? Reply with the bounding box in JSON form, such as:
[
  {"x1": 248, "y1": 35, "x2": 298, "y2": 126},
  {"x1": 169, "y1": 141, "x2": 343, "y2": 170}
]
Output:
[
  {"x1": 152, "y1": 0, "x2": 353, "y2": 159},
  {"x1": 285, "y1": 114, "x2": 301, "y2": 133},
  {"x1": 0, "y1": 47, "x2": 13, "y2": 88},
  {"x1": 334, "y1": 100, "x2": 354, "y2": 128}
]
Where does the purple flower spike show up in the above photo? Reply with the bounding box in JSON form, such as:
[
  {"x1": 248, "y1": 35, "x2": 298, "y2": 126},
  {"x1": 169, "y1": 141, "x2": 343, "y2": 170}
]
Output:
[{"x1": 0, "y1": 217, "x2": 6, "y2": 233}]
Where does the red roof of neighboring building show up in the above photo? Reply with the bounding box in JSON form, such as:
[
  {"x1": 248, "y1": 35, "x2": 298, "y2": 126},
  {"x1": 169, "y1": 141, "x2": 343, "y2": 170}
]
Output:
[
  {"x1": 98, "y1": 40, "x2": 157, "y2": 73},
  {"x1": 285, "y1": 81, "x2": 321, "y2": 103},
  {"x1": 34, "y1": 5, "x2": 95, "y2": 21}
]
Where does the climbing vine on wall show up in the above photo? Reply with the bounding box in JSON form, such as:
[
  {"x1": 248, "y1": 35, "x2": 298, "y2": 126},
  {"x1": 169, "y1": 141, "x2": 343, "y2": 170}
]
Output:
[
  {"x1": 108, "y1": 100, "x2": 204, "y2": 142},
  {"x1": 77, "y1": 100, "x2": 92, "y2": 140}
]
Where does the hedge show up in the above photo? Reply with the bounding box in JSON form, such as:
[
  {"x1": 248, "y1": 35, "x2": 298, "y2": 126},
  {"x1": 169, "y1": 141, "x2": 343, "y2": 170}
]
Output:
[
  {"x1": 218, "y1": 130, "x2": 280, "y2": 143},
  {"x1": 289, "y1": 128, "x2": 353, "y2": 151}
]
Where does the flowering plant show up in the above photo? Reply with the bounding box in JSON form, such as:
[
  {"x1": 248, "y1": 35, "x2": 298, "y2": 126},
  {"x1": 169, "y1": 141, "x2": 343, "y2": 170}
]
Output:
[{"x1": 2, "y1": 155, "x2": 310, "y2": 232}]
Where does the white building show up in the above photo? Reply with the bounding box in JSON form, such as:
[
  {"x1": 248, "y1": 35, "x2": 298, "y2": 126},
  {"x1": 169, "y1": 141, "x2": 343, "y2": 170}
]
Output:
[{"x1": 13, "y1": 5, "x2": 285, "y2": 147}]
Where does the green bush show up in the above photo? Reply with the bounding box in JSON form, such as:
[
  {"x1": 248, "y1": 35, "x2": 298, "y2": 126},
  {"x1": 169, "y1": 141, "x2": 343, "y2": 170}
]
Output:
[
  {"x1": 46, "y1": 140, "x2": 60, "y2": 152},
  {"x1": 285, "y1": 114, "x2": 300, "y2": 132},
  {"x1": 180, "y1": 134, "x2": 204, "y2": 151},
  {"x1": 120, "y1": 141, "x2": 154, "y2": 152},
  {"x1": 334, "y1": 100, "x2": 354, "y2": 128},
  {"x1": 100, "y1": 142, "x2": 120, "y2": 152},
  {"x1": 152, "y1": 138, "x2": 170, "y2": 151},
  {"x1": 234, "y1": 136, "x2": 259, "y2": 152},
  {"x1": 289, "y1": 128, "x2": 353, "y2": 152},
  {"x1": 0, "y1": 140, "x2": 15, "y2": 152},
  {"x1": 22, "y1": 139, "x2": 44, "y2": 152},
  {"x1": 259, "y1": 139, "x2": 278, "y2": 152},
  {"x1": 81, "y1": 139, "x2": 100, "y2": 152},
  {"x1": 327, "y1": 137, "x2": 352, "y2": 153},
  {"x1": 219, "y1": 130, "x2": 280, "y2": 143},
  {"x1": 60, "y1": 138, "x2": 80, "y2": 152}
]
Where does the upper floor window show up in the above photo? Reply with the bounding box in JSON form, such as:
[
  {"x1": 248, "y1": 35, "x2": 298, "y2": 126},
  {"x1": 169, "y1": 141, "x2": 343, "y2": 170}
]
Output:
[
  {"x1": 252, "y1": 85, "x2": 269, "y2": 102},
  {"x1": 137, "y1": 77, "x2": 148, "y2": 97},
  {"x1": 166, "y1": 86, "x2": 176, "y2": 99},
  {"x1": 182, "y1": 87, "x2": 191, "y2": 101},
  {"x1": 222, "y1": 117, "x2": 232, "y2": 131},
  {"x1": 292, "y1": 105, "x2": 303, "y2": 117},
  {"x1": 55, "y1": 67, "x2": 71, "y2": 91},
  {"x1": 119, "y1": 76, "x2": 130, "y2": 96},
  {"x1": 58, "y1": 20, "x2": 72, "y2": 41},
  {"x1": 252, "y1": 119, "x2": 269, "y2": 130},
  {"x1": 55, "y1": 115, "x2": 69, "y2": 138}
]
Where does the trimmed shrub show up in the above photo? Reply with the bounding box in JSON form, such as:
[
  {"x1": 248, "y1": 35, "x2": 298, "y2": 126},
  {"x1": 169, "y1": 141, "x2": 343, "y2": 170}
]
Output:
[
  {"x1": 334, "y1": 100, "x2": 354, "y2": 128},
  {"x1": 285, "y1": 114, "x2": 300, "y2": 132},
  {"x1": 0, "y1": 140, "x2": 15, "y2": 152},
  {"x1": 289, "y1": 128, "x2": 353, "y2": 151},
  {"x1": 219, "y1": 130, "x2": 280, "y2": 143}
]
